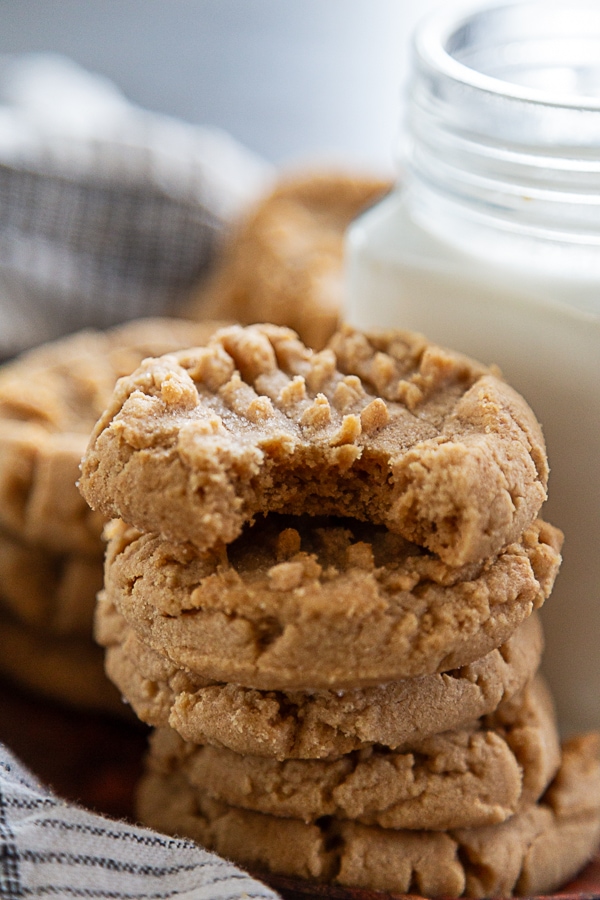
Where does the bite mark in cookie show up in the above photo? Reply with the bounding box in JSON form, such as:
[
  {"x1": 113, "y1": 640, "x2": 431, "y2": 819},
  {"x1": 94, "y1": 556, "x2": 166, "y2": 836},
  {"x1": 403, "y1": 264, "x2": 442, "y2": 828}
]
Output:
[
  {"x1": 101, "y1": 514, "x2": 562, "y2": 690},
  {"x1": 79, "y1": 323, "x2": 549, "y2": 566}
]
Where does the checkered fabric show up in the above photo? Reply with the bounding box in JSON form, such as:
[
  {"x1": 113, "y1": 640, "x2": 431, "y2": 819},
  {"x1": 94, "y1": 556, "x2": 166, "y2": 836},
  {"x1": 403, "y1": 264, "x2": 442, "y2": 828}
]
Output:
[
  {"x1": 0, "y1": 742, "x2": 279, "y2": 900},
  {"x1": 0, "y1": 53, "x2": 273, "y2": 359}
]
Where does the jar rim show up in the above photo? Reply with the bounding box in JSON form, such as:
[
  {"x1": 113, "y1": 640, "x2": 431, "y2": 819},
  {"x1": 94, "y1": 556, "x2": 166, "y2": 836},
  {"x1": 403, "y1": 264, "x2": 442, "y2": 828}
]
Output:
[{"x1": 414, "y1": 0, "x2": 600, "y2": 112}]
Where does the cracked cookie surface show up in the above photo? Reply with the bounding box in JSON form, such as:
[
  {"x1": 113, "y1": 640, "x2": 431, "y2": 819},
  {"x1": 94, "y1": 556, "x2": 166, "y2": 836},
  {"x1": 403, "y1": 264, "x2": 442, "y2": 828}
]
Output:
[
  {"x1": 143, "y1": 675, "x2": 560, "y2": 831},
  {"x1": 79, "y1": 323, "x2": 549, "y2": 567},
  {"x1": 136, "y1": 732, "x2": 600, "y2": 897},
  {"x1": 101, "y1": 514, "x2": 561, "y2": 689},
  {"x1": 0, "y1": 317, "x2": 222, "y2": 555},
  {"x1": 97, "y1": 594, "x2": 544, "y2": 759},
  {"x1": 0, "y1": 528, "x2": 103, "y2": 636}
]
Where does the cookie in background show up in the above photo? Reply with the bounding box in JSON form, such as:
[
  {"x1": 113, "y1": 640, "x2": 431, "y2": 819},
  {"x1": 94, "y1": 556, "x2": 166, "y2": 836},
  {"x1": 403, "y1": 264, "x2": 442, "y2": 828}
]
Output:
[
  {"x1": 0, "y1": 317, "x2": 223, "y2": 714},
  {"x1": 185, "y1": 171, "x2": 390, "y2": 350}
]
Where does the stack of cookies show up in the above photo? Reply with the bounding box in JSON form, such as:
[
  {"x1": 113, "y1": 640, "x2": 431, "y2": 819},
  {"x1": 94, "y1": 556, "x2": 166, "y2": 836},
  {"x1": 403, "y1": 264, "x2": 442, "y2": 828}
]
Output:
[
  {"x1": 78, "y1": 323, "x2": 600, "y2": 897},
  {"x1": 0, "y1": 317, "x2": 219, "y2": 713}
]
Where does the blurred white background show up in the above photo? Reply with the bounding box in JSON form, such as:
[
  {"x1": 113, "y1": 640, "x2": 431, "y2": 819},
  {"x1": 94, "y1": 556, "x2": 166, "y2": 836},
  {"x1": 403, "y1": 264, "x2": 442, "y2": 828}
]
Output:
[{"x1": 0, "y1": 0, "x2": 449, "y2": 174}]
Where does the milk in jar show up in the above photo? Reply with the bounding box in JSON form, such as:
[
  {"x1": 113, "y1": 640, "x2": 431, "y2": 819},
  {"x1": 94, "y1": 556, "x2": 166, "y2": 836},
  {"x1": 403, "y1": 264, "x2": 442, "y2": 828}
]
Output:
[{"x1": 345, "y1": 0, "x2": 600, "y2": 734}]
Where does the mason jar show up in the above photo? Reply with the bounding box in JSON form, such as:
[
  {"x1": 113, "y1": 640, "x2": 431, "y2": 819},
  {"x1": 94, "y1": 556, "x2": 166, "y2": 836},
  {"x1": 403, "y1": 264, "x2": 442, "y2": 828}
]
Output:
[{"x1": 345, "y1": 0, "x2": 600, "y2": 735}]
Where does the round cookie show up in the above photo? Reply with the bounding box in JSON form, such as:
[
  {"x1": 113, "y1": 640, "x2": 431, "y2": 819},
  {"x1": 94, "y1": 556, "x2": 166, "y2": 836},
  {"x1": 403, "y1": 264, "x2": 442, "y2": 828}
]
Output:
[
  {"x1": 0, "y1": 317, "x2": 223, "y2": 555},
  {"x1": 186, "y1": 170, "x2": 391, "y2": 350},
  {"x1": 0, "y1": 611, "x2": 129, "y2": 717},
  {"x1": 101, "y1": 513, "x2": 561, "y2": 690},
  {"x1": 97, "y1": 593, "x2": 545, "y2": 759},
  {"x1": 142, "y1": 676, "x2": 560, "y2": 832},
  {"x1": 0, "y1": 420, "x2": 104, "y2": 558},
  {"x1": 136, "y1": 732, "x2": 600, "y2": 898},
  {"x1": 78, "y1": 322, "x2": 549, "y2": 568},
  {"x1": 0, "y1": 528, "x2": 103, "y2": 636}
]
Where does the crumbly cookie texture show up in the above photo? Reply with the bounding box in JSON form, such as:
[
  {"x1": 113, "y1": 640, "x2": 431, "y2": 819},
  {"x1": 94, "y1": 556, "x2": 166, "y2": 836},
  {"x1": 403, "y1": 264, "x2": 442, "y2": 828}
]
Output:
[
  {"x1": 0, "y1": 529, "x2": 103, "y2": 636},
  {"x1": 0, "y1": 610, "x2": 129, "y2": 717},
  {"x1": 136, "y1": 732, "x2": 600, "y2": 898},
  {"x1": 0, "y1": 318, "x2": 223, "y2": 555},
  {"x1": 78, "y1": 323, "x2": 548, "y2": 567},
  {"x1": 143, "y1": 675, "x2": 559, "y2": 832},
  {"x1": 185, "y1": 171, "x2": 391, "y2": 350},
  {"x1": 0, "y1": 421, "x2": 104, "y2": 557},
  {"x1": 101, "y1": 513, "x2": 561, "y2": 690},
  {"x1": 97, "y1": 594, "x2": 544, "y2": 759}
]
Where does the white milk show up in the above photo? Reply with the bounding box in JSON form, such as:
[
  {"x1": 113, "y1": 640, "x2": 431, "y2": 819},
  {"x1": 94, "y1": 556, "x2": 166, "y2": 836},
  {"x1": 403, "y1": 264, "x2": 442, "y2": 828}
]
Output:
[{"x1": 345, "y1": 1, "x2": 600, "y2": 734}]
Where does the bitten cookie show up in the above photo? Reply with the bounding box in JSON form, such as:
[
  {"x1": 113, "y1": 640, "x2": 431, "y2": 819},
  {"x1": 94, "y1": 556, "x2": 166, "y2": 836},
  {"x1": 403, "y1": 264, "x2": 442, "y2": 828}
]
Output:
[
  {"x1": 136, "y1": 732, "x2": 600, "y2": 898},
  {"x1": 78, "y1": 323, "x2": 549, "y2": 567},
  {"x1": 100, "y1": 514, "x2": 561, "y2": 689},
  {"x1": 97, "y1": 594, "x2": 544, "y2": 759},
  {"x1": 0, "y1": 318, "x2": 223, "y2": 555},
  {"x1": 143, "y1": 675, "x2": 560, "y2": 831}
]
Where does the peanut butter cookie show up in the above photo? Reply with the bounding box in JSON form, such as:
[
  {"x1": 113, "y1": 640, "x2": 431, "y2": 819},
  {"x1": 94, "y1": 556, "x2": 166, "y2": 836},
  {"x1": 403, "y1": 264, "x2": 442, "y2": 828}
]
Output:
[
  {"x1": 141, "y1": 676, "x2": 560, "y2": 832},
  {"x1": 0, "y1": 528, "x2": 103, "y2": 636},
  {"x1": 0, "y1": 610, "x2": 127, "y2": 716},
  {"x1": 79, "y1": 323, "x2": 549, "y2": 567},
  {"x1": 186, "y1": 171, "x2": 390, "y2": 350},
  {"x1": 0, "y1": 318, "x2": 222, "y2": 555},
  {"x1": 97, "y1": 594, "x2": 544, "y2": 759},
  {"x1": 101, "y1": 514, "x2": 561, "y2": 689},
  {"x1": 136, "y1": 732, "x2": 600, "y2": 898}
]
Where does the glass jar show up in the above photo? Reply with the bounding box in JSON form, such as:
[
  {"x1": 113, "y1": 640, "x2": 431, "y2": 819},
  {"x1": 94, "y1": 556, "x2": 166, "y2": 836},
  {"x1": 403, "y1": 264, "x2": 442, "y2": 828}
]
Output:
[{"x1": 344, "y1": 0, "x2": 600, "y2": 735}]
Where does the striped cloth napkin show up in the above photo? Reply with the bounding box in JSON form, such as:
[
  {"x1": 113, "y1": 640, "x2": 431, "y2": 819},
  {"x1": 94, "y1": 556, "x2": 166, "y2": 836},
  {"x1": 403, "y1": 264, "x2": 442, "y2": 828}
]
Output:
[
  {"x1": 0, "y1": 52, "x2": 273, "y2": 360},
  {"x1": 0, "y1": 741, "x2": 280, "y2": 900}
]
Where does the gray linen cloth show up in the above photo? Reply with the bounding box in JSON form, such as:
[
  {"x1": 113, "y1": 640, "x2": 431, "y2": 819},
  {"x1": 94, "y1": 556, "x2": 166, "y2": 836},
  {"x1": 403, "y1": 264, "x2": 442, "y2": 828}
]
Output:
[
  {"x1": 0, "y1": 52, "x2": 273, "y2": 359},
  {"x1": 0, "y1": 741, "x2": 280, "y2": 900}
]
